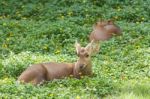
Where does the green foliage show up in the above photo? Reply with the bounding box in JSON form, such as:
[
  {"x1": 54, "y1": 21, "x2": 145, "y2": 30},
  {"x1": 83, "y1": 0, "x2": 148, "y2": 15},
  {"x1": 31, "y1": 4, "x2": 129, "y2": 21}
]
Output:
[
  {"x1": 0, "y1": 0, "x2": 149, "y2": 56},
  {"x1": 0, "y1": 77, "x2": 115, "y2": 98},
  {"x1": 105, "y1": 80, "x2": 150, "y2": 99},
  {"x1": 0, "y1": 0, "x2": 150, "y2": 98}
]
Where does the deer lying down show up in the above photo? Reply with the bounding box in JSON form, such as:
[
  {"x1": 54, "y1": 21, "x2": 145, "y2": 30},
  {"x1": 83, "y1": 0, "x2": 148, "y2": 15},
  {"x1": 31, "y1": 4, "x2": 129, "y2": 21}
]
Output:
[
  {"x1": 18, "y1": 41, "x2": 94, "y2": 85},
  {"x1": 89, "y1": 20, "x2": 122, "y2": 53},
  {"x1": 89, "y1": 20, "x2": 121, "y2": 41}
]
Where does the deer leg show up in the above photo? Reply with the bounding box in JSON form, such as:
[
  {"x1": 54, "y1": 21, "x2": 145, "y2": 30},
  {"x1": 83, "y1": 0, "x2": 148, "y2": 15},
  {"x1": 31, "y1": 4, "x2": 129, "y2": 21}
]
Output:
[{"x1": 31, "y1": 76, "x2": 45, "y2": 85}]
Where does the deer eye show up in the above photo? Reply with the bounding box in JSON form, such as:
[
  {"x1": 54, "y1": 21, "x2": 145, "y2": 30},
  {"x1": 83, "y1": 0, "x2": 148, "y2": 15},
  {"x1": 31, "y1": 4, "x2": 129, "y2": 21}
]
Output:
[{"x1": 85, "y1": 54, "x2": 89, "y2": 57}]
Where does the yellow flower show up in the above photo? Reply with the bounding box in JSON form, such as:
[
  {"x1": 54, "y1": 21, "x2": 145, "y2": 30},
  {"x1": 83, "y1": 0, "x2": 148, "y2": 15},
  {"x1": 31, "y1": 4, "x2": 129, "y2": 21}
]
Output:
[
  {"x1": 61, "y1": 15, "x2": 64, "y2": 19},
  {"x1": 17, "y1": 14, "x2": 21, "y2": 17},
  {"x1": 0, "y1": 16, "x2": 2, "y2": 19},
  {"x1": 76, "y1": 96, "x2": 80, "y2": 99},
  {"x1": 3, "y1": 23, "x2": 7, "y2": 26},
  {"x1": 79, "y1": 72, "x2": 82, "y2": 75},
  {"x1": 9, "y1": 32, "x2": 13, "y2": 36},
  {"x1": 6, "y1": 38, "x2": 10, "y2": 41},
  {"x1": 136, "y1": 22, "x2": 139, "y2": 24},
  {"x1": 2, "y1": 44, "x2": 7, "y2": 48},
  {"x1": 4, "y1": 77, "x2": 8, "y2": 81},
  {"x1": 59, "y1": 28, "x2": 63, "y2": 32},
  {"x1": 136, "y1": 46, "x2": 140, "y2": 49},
  {"x1": 117, "y1": 8, "x2": 121, "y2": 11},
  {"x1": 49, "y1": 93, "x2": 53, "y2": 97},
  {"x1": 68, "y1": 12, "x2": 73, "y2": 16},
  {"x1": 70, "y1": 75, "x2": 73, "y2": 77},
  {"x1": 43, "y1": 46, "x2": 48, "y2": 50},
  {"x1": 86, "y1": 14, "x2": 89, "y2": 17},
  {"x1": 80, "y1": 76, "x2": 84, "y2": 78},
  {"x1": 83, "y1": 0, "x2": 86, "y2": 3},
  {"x1": 85, "y1": 9, "x2": 88, "y2": 12},
  {"x1": 141, "y1": 17, "x2": 145, "y2": 20},
  {"x1": 61, "y1": 58, "x2": 64, "y2": 62},
  {"x1": 21, "y1": 5, "x2": 24, "y2": 8},
  {"x1": 22, "y1": 17, "x2": 27, "y2": 20},
  {"x1": 55, "y1": 50, "x2": 60, "y2": 54},
  {"x1": 114, "y1": 16, "x2": 118, "y2": 19}
]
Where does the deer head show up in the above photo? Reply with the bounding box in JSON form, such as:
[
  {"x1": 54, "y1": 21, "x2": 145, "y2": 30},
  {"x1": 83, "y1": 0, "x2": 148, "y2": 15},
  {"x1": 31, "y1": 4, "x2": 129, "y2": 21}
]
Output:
[{"x1": 73, "y1": 40, "x2": 94, "y2": 78}]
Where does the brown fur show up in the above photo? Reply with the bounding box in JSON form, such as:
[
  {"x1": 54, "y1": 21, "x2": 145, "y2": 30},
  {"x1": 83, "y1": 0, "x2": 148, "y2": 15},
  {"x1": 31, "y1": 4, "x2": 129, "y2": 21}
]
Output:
[
  {"x1": 89, "y1": 20, "x2": 122, "y2": 53},
  {"x1": 89, "y1": 20, "x2": 121, "y2": 41},
  {"x1": 18, "y1": 41, "x2": 94, "y2": 85}
]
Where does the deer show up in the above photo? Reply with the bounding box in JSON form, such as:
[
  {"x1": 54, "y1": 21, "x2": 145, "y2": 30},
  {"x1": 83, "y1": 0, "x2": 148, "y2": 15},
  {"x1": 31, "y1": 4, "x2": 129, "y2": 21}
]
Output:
[
  {"x1": 89, "y1": 20, "x2": 122, "y2": 54},
  {"x1": 18, "y1": 40, "x2": 94, "y2": 85}
]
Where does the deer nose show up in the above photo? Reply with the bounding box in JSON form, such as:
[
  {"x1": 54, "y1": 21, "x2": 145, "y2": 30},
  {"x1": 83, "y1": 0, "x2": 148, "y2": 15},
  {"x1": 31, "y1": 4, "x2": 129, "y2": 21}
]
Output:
[{"x1": 79, "y1": 64, "x2": 85, "y2": 69}]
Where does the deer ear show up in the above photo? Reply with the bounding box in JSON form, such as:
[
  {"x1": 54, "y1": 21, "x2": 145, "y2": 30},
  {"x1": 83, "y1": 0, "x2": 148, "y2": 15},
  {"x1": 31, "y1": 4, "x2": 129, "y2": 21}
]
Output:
[
  {"x1": 85, "y1": 40, "x2": 94, "y2": 55},
  {"x1": 75, "y1": 40, "x2": 81, "y2": 54}
]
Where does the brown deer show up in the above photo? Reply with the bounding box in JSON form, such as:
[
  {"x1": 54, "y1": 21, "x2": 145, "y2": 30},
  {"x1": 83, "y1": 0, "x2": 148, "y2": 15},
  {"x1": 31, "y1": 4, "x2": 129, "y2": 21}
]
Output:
[
  {"x1": 89, "y1": 20, "x2": 122, "y2": 53},
  {"x1": 18, "y1": 41, "x2": 94, "y2": 85}
]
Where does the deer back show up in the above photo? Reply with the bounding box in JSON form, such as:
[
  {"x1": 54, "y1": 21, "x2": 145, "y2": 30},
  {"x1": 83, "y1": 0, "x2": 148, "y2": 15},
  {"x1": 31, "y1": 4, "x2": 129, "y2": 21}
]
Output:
[
  {"x1": 89, "y1": 20, "x2": 122, "y2": 41},
  {"x1": 42, "y1": 62, "x2": 74, "y2": 80}
]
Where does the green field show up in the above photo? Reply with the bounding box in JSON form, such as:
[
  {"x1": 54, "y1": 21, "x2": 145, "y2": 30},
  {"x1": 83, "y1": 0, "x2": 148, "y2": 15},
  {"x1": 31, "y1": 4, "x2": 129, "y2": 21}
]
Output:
[{"x1": 0, "y1": 0, "x2": 150, "y2": 98}]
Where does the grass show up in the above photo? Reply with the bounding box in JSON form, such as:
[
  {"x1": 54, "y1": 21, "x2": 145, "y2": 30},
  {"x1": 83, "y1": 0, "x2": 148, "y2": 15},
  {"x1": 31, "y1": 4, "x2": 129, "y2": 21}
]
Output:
[
  {"x1": 105, "y1": 79, "x2": 150, "y2": 99},
  {"x1": 0, "y1": 0, "x2": 150, "y2": 98}
]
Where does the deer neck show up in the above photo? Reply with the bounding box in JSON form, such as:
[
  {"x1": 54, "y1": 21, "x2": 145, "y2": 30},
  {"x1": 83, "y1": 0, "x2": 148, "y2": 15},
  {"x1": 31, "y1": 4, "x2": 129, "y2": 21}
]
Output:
[
  {"x1": 85, "y1": 61, "x2": 92, "y2": 74},
  {"x1": 72, "y1": 63, "x2": 78, "y2": 78},
  {"x1": 72, "y1": 61, "x2": 92, "y2": 78}
]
